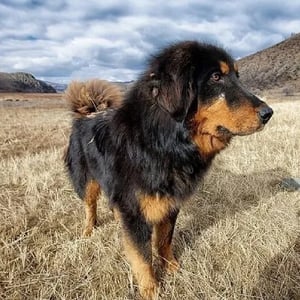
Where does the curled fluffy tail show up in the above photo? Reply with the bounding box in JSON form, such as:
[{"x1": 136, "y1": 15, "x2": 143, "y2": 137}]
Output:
[{"x1": 64, "y1": 79, "x2": 123, "y2": 118}]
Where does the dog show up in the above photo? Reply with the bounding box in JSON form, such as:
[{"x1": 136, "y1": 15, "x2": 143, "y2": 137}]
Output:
[{"x1": 64, "y1": 41, "x2": 273, "y2": 299}]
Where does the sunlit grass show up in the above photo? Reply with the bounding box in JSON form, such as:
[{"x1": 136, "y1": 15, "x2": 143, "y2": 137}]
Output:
[{"x1": 0, "y1": 95, "x2": 299, "y2": 299}]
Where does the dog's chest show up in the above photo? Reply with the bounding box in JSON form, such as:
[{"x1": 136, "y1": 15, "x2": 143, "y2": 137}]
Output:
[{"x1": 137, "y1": 193, "x2": 178, "y2": 224}]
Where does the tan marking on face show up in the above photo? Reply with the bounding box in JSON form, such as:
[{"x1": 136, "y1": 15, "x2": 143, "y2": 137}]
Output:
[
  {"x1": 219, "y1": 61, "x2": 230, "y2": 74},
  {"x1": 191, "y1": 98, "x2": 261, "y2": 159},
  {"x1": 139, "y1": 193, "x2": 178, "y2": 224},
  {"x1": 122, "y1": 231, "x2": 158, "y2": 299},
  {"x1": 82, "y1": 180, "x2": 100, "y2": 237},
  {"x1": 192, "y1": 133, "x2": 229, "y2": 160}
]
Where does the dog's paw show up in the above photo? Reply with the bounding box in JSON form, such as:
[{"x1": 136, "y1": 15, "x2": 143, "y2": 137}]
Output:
[
  {"x1": 82, "y1": 226, "x2": 94, "y2": 237},
  {"x1": 139, "y1": 279, "x2": 159, "y2": 300},
  {"x1": 165, "y1": 258, "x2": 180, "y2": 274}
]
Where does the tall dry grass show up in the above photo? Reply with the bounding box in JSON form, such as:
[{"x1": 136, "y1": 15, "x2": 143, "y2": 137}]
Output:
[{"x1": 0, "y1": 95, "x2": 299, "y2": 299}]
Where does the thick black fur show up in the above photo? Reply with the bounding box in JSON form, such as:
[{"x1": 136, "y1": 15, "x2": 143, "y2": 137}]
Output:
[
  {"x1": 66, "y1": 43, "x2": 233, "y2": 191},
  {"x1": 65, "y1": 41, "x2": 265, "y2": 259}
]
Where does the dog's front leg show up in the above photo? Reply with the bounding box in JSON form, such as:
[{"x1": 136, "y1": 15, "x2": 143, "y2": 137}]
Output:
[
  {"x1": 121, "y1": 212, "x2": 158, "y2": 300},
  {"x1": 153, "y1": 209, "x2": 179, "y2": 273}
]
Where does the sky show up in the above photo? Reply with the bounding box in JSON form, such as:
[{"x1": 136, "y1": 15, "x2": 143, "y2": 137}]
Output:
[{"x1": 0, "y1": 0, "x2": 299, "y2": 83}]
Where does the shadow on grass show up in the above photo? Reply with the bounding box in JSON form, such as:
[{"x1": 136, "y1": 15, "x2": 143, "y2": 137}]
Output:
[
  {"x1": 252, "y1": 233, "x2": 300, "y2": 299},
  {"x1": 175, "y1": 167, "x2": 291, "y2": 257}
]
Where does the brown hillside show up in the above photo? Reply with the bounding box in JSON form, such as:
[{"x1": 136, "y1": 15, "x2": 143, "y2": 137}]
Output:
[
  {"x1": 237, "y1": 33, "x2": 300, "y2": 93},
  {"x1": 0, "y1": 72, "x2": 56, "y2": 93}
]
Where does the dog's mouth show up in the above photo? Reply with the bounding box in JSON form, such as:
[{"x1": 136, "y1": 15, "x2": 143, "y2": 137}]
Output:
[
  {"x1": 217, "y1": 126, "x2": 233, "y2": 136},
  {"x1": 217, "y1": 124, "x2": 264, "y2": 137},
  {"x1": 204, "y1": 126, "x2": 232, "y2": 147}
]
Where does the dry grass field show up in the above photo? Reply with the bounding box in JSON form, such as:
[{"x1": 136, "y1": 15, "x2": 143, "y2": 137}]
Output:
[{"x1": 0, "y1": 93, "x2": 299, "y2": 300}]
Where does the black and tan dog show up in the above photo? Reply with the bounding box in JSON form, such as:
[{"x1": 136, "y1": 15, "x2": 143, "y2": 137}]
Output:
[{"x1": 64, "y1": 41, "x2": 273, "y2": 299}]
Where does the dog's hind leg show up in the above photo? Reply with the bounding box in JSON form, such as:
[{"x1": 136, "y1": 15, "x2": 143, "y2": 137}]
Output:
[{"x1": 82, "y1": 180, "x2": 101, "y2": 237}]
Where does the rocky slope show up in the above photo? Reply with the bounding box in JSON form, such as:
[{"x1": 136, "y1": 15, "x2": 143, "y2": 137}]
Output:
[
  {"x1": 0, "y1": 72, "x2": 56, "y2": 93},
  {"x1": 237, "y1": 33, "x2": 300, "y2": 93}
]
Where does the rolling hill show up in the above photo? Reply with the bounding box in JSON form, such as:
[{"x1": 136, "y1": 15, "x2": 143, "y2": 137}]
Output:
[
  {"x1": 0, "y1": 72, "x2": 56, "y2": 93},
  {"x1": 238, "y1": 33, "x2": 300, "y2": 93}
]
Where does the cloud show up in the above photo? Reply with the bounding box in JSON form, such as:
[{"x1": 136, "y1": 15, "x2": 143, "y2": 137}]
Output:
[{"x1": 0, "y1": 0, "x2": 299, "y2": 82}]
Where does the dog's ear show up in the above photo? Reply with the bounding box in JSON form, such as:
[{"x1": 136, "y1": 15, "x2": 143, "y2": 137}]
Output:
[{"x1": 154, "y1": 67, "x2": 198, "y2": 122}]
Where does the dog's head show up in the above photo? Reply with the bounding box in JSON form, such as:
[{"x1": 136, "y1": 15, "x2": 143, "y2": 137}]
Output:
[{"x1": 147, "y1": 41, "x2": 273, "y2": 157}]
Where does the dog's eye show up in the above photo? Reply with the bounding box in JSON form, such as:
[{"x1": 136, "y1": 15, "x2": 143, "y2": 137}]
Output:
[{"x1": 211, "y1": 72, "x2": 222, "y2": 82}]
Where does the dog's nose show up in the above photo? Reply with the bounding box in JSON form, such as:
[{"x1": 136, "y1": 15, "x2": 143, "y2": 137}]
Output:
[{"x1": 258, "y1": 106, "x2": 273, "y2": 124}]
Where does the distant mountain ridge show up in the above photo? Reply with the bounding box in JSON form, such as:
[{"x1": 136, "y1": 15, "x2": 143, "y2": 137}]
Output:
[
  {"x1": 0, "y1": 72, "x2": 56, "y2": 93},
  {"x1": 45, "y1": 80, "x2": 134, "y2": 93},
  {"x1": 238, "y1": 33, "x2": 300, "y2": 93},
  {"x1": 45, "y1": 81, "x2": 67, "y2": 93},
  {"x1": 1, "y1": 34, "x2": 299, "y2": 94}
]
